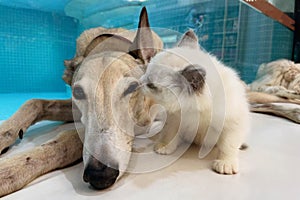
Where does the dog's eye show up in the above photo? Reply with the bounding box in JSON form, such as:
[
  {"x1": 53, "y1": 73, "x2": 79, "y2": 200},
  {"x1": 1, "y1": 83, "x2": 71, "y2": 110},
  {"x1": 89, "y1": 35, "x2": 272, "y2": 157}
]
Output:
[
  {"x1": 146, "y1": 83, "x2": 157, "y2": 90},
  {"x1": 123, "y1": 81, "x2": 139, "y2": 97},
  {"x1": 73, "y1": 85, "x2": 86, "y2": 100}
]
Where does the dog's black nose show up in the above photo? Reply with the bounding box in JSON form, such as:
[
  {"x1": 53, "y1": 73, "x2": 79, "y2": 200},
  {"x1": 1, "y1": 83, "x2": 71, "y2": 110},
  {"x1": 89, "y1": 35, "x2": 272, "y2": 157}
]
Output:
[{"x1": 83, "y1": 158, "x2": 119, "y2": 190}]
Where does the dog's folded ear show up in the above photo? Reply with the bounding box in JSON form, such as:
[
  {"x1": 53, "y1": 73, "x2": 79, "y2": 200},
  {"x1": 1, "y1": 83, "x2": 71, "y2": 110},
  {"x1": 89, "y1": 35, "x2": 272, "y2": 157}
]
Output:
[
  {"x1": 83, "y1": 34, "x2": 133, "y2": 57},
  {"x1": 177, "y1": 30, "x2": 199, "y2": 49},
  {"x1": 129, "y1": 7, "x2": 156, "y2": 64},
  {"x1": 180, "y1": 64, "x2": 206, "y2": 93}
]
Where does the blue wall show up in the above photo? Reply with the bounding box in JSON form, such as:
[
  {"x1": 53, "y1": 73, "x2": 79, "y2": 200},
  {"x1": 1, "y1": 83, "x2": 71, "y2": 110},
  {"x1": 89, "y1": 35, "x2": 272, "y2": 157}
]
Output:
[{"x1": 0, "y1": 5, "x2": 78, "y2": 93}]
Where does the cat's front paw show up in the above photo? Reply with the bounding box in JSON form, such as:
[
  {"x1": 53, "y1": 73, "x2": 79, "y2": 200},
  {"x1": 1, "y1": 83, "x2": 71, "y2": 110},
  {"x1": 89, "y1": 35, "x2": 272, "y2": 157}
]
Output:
[
  {"x1": 154, "y1": 142, "x2": 177, "y2": 155},
  {"x1": 212, "y1": 159, "x2": 238, "y2": 175}
]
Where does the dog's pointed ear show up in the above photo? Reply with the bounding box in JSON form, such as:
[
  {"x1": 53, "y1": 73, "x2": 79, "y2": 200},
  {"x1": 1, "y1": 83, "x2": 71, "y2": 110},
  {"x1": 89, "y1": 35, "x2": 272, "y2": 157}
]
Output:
[
  {"x1": 129, "y1": 7, "x2": 156, "y2": 64},
  {"x1": 180, "y1": 64, "x2": 206, "y2": 93},
  {"x1": 177, "y1": 30, "x2": 199, "y2": 49}
]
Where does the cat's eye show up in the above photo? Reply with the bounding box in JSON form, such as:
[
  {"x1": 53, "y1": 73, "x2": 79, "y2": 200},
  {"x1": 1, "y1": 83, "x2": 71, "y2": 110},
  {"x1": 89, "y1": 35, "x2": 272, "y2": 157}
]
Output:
[
  {"x1": 73, "y1": 85, "x2": 86, "y2": 100},
  {"x1": 146, "y1": 83, "x2": 157, "y2": 90}
]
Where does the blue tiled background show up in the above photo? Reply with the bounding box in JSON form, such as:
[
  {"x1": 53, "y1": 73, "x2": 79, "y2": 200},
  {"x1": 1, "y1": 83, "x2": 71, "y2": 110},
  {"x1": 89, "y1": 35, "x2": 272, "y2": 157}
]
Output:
[
  {"x1": 0, "y1": 5, "x2": 78, "y2": 93},
  {"x1": 0, "y1": 1, "x2": 295, "y2": 119},
  {"x1": 0, "y1": 2, "x2": 294, "y2": 92}
]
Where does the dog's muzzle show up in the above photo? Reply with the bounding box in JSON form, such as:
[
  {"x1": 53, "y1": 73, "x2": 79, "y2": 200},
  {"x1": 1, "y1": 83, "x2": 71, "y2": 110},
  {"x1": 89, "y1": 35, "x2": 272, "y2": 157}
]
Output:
[{"x1": 83, "y1": 156, "x2": 119, "y2": 190}]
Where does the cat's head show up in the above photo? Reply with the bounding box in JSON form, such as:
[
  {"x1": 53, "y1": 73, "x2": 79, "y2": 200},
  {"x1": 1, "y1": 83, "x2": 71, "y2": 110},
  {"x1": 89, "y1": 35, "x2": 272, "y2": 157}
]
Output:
[{"x1": 140, "y1": 30, "x2": 206, "y2": 110}]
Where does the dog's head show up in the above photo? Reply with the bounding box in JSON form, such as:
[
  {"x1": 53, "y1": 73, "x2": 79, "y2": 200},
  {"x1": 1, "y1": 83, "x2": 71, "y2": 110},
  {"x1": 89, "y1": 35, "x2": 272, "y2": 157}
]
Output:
[{"x1": 71, "y1": 7, "x2": 161, "y2": 190}]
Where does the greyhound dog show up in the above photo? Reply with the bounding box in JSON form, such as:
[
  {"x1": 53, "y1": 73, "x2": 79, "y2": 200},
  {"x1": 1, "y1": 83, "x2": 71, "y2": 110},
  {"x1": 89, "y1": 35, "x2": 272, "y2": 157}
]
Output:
[
  {"x1": 0, "y1": 7, "x2": 163, "y2": 196},
  {"x1": 0, "y1": 7, "x2": 255, "y2": 197}
]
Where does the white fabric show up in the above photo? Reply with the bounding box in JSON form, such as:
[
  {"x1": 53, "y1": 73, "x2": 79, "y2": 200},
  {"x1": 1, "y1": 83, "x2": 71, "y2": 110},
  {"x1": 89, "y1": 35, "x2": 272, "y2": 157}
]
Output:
[{"x1": 2, "y1": 113, "x2": 300, "y2": 200}]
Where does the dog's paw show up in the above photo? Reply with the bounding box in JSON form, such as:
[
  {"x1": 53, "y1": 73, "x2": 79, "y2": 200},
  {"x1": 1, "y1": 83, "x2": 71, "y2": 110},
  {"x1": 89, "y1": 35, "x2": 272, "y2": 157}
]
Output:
[
  {"x1": 212, "y1": 159, "x2": 238, "y2": 175},
  {"x1": 154, "y1": 142, "x2": 176, "y2": 155},
  {"x1": 0, "y1": 121, "x2": 24, "y2": 155}
]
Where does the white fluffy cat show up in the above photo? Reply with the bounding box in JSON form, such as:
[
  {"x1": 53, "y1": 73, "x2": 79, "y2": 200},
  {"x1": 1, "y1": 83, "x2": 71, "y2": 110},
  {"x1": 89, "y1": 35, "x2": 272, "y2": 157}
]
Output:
[{"x1": 140, "y1": 30, "x2": 250, "y2": 174}]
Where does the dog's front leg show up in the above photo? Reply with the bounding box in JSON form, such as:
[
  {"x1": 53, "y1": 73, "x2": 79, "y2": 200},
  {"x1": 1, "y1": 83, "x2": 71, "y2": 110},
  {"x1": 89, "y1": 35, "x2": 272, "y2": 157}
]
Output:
[
  {"x1": 0, "y1": 99, "x2": 76, "y2": 154},
  {"x1": 0, "y1": 128, "x2": 83, "y2": 197}
]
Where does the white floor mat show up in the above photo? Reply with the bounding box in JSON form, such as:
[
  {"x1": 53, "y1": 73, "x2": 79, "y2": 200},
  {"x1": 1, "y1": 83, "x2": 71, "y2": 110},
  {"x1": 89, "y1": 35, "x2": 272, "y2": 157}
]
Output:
[{"x1": 1, "y1": 113, "x2": 300, "y2": 200}]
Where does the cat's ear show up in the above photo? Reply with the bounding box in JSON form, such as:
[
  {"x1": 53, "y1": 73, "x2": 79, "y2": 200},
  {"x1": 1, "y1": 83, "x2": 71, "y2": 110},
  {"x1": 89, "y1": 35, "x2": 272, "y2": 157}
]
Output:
[
  {"x1": 177, "y1": 30, "x2": 199, "y2": 49},
  {"x1": 180, "y1": 64, "x2": 206, "y2": 93}
]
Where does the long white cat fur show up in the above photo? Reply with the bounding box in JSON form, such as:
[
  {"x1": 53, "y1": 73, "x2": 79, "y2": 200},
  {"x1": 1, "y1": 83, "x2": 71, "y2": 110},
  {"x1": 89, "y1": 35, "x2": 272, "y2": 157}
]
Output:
[{"x1": 140, "y1": 30, "x2": 250, "y2": 174}]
